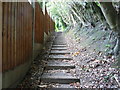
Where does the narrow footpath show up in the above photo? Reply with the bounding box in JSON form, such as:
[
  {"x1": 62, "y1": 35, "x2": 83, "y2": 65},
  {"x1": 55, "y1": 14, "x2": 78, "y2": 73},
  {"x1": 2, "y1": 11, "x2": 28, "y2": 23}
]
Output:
[{"x1": 39, "y1": 32, "x2": 80, "y2": 88}]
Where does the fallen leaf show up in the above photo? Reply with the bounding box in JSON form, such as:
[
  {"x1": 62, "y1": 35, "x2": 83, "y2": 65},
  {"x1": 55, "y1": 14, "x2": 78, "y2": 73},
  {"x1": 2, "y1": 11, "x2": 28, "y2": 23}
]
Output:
[
  {"x1": 37, "y1": 85, "x2": 47, "y2": 88},
  {"x1": 72, "y1": 51, "x2": 80, "y2": 56}
]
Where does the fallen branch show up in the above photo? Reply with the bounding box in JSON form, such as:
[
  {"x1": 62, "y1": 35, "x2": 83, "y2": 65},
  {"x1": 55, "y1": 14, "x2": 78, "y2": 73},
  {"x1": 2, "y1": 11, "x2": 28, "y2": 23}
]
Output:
[{"x1": 114, "y1": 74, "x2": 120, "y2": 87}]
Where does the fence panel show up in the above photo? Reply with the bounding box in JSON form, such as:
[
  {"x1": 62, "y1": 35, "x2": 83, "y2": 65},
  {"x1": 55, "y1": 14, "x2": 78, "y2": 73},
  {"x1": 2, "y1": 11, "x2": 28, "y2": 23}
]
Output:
[
  {"x1": 35, "y1": 2, "x2": 44, "y2": 43},
  {"x1": 0, "y1": 2, "x2": 2, "y2": 72},
  {"x1": 45, "y1": 7, "x2": 55, "y2": 34},
  {"x1": 2, "y1": 2, "x2": 33, "y2": 72}
]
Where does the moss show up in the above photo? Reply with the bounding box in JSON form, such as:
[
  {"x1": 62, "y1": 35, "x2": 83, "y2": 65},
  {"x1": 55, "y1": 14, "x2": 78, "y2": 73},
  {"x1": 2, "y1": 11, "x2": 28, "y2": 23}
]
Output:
[{"x1": 66, "y1": 22, "x2": 115, "y2": 54}]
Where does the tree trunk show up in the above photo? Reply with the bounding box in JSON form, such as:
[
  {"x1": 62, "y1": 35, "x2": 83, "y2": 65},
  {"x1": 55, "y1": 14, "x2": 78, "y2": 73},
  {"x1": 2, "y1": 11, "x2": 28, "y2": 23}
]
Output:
[
  {"x1": 92, "y1": 2, "x2": 105, "y2": 22},
  {"x1": 99, "y1": 2, "x2": 120, "y2": 55},
  {"x1": 99, "y1": 2, "x2": 118, "y2": 30}
]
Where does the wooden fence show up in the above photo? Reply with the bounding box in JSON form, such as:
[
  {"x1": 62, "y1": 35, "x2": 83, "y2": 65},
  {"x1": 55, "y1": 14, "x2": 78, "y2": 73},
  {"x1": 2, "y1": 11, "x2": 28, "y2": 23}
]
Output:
[
  {"x1": 45, "y1": 7, "x2": 50, "y2": 35},
  {"x1": 2, "y1": 2, "x2": 33, "y2": 72},
  {"x1": 49, "y1": 17, "x2": 55, "y2": 32},
  {"x1": 2, "y1": 2, "x2": 55, "y2": 72},
  {"x1": 35, "y1": 2, "x2": 55, "y2": 43},
  {"x1": 35, "y1": 2, "x2": 44, "y2": 43}
]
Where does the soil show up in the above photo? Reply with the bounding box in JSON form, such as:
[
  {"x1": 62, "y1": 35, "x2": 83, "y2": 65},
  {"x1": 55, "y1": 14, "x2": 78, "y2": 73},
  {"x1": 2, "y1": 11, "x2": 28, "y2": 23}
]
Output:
[{"x1": 65, "y1": 22, "x2": 120, "y2": 88}]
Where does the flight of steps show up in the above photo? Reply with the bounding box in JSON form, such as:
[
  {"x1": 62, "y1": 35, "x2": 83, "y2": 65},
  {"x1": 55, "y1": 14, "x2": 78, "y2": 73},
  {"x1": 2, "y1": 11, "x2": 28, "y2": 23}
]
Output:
[{"x1": 40, "y1": 32, "x2": 80, "y2": 88}]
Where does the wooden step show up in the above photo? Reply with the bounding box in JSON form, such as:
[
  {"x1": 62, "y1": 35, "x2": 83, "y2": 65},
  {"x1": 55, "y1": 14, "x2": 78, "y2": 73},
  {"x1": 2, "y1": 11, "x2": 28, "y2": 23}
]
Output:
[
  {"x1": 52, "y1": 45, "x2": 67, "y2": 47},
  {"x1": 51, "y1": 47, "x2": 67, "y2": 50},
  {"x1": 48, "y1": 55, "x2": 72, "y2": 60},
  {"x1": 45, "y1": 60, "x2": 75, "y2": 70},
  {"x1": 41, "y1": 70, "x2": 79, "y2": 83},
  {"x1": 38, "y1": 83, "x2": 78, "y2": 88},
  {"x1": 50, "y1": 50, "x2": 70, "y2": 55},
  {"x1": 53, "y1": 43, "x2": 66, "y2": 45}
]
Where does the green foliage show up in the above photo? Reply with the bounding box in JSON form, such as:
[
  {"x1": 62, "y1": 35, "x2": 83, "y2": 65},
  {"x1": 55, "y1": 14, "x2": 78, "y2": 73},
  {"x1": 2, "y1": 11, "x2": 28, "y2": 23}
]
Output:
[
  {"x1": 104, "y1": 73, "x2": 114, "y2": 82},
  {"x1": 95, "y1": 2, "x2": 100, "y2": 7},
  {"x1": 45, "y1": 1, "x2": 104, "y2": 32},
  {"x1": 46, "y1": 1, "x2": 69, "y2": 32},
  {"x1": 92, "y1": 37, "x2": 96, "y2": 40},
  {"x1": 55, "y1": 17, "x2": 67, "y2": 32},
  {"x1": 105, "y1": 44, "x2": 111, "y2": 48}
]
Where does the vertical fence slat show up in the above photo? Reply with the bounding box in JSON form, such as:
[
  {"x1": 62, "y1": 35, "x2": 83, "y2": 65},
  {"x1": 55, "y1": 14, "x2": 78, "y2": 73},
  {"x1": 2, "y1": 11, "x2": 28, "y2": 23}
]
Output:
[
  {"x1": 24, "y1": 3, "x2": 26, "y2": 63},
  {"x1": 3, "y1": 3, "x2": 8, "y2": 71},
  {"x1": 0, "y1": 2, "x2": 2, "y2": 72},
  {"x1": 11, "y1": 3, "x2": 14, "y2": 68},
  {"x1": 21, "y1": 2, "x2": 24, "y2": 64},
  {"x1": 7, "y1": 3, "x2": 10, "y2": 70},
  {"x1": 16, "y1": 2, "x2": 19, "y2": 66},
  {"x1": 14, "y1": 2, "x2": 17, "y2": 67},
  {"x1": 19, "y1": 2, "x2": 23, "y2": 64},
  {"x1": 26, "y1": 3, "x2": 28, "y2": 61},
  {"x1": 25, "y1": 3, "x2": 27, "y2": 62},
  {"x1": 35, "y1": 3, "x2": 45, "y2": 43}
]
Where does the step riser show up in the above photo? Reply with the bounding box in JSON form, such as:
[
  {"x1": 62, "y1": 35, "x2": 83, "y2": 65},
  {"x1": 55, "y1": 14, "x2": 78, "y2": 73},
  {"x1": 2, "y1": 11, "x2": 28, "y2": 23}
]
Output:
[
  {"x1": 52, "y1": 47, "x2": 67, "y2": 48},
  {"x1": 53, "y1": 40, "x2": 66, "y2": 44},
  {"x1": 53, "y1": 44, "x2": 66, "y2": 45},
  {"x1": 52, "y1": 45, "x2": 67, "y2": 47},
  {"x1": 41, "y1": 79, "x2": 80, "y2": 84},
  {"x1": 49, "y1": 55, "x2": 72, "y2": 59},
  {"x1": 51, "y1": 49, "x2": 67, "y2": 51},
  {"x1": 51, "y1": 47, "x2": 67, "y2": 49},
  {"x1": 50, "y1": 50, "x2": 70, "y2": 55},
  {"x1": 48, "y1": 58, "x2": 73, "y2": 60},
  {"x1": 53, "y1": 43, "x2": 66, "y2": 44},
  {"x1": 49, "y1": 53, "x2": 70, "y2": 55},
  {"x1": 52, "y1": 46, "x2": 67, "y2": 47},
  {"x1": 52, "y1": 44, "x2": 67, "y2": 46},
  {"x1": 45, "y1": 66, "x2": 75, "y2": 70}
]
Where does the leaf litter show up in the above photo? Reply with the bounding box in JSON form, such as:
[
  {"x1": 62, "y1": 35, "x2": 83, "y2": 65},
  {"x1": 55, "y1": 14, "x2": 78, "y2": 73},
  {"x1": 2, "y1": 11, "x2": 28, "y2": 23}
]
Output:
[{"x1": 65, "y1": 32, "x2": 120, "y2": 88}]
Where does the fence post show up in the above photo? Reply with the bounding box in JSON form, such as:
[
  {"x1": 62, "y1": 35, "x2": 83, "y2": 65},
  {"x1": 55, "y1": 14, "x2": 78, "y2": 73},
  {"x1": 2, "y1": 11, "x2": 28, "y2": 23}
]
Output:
[
  {"x1": 32, "y1": 2, "x2": 35, "y2": 61},
  {"x1": 0, "y1": 1, "x2": 2, "y2": 89}
]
